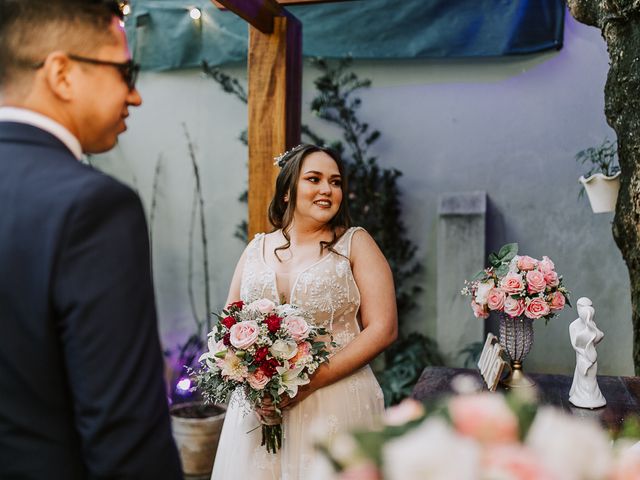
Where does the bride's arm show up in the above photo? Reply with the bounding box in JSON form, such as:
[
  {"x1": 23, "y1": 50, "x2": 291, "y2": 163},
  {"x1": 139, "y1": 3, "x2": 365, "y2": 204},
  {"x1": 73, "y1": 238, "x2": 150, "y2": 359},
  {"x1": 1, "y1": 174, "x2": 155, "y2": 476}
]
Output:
[
  {"x1": 225, "y1": 248, "x2": 248, "y2": 305},
  {"x1": 281, "y1": 229, "x2": 398, "y2": 408}
]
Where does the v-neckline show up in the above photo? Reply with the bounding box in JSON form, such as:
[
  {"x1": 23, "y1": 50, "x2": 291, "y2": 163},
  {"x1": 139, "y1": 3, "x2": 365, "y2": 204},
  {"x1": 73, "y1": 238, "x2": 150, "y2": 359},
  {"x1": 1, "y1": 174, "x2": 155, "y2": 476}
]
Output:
[{"x1": 259, "y1": 232, "x2": 346, "y2": 304}]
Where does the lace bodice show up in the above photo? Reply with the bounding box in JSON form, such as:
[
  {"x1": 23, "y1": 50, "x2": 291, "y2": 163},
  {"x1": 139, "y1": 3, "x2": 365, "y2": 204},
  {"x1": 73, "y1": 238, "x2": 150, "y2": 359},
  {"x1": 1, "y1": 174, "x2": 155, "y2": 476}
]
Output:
[{"x1": 240, "y1": 227, "x2": 363, "y2": 352}]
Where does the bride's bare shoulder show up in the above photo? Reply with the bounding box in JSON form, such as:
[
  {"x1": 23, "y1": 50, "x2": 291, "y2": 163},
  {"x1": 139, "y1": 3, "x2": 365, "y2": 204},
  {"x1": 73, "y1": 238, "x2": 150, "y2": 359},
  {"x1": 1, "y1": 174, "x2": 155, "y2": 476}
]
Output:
[{"x1": 349, "y1": 228, "x2": 383, "y2": 260}]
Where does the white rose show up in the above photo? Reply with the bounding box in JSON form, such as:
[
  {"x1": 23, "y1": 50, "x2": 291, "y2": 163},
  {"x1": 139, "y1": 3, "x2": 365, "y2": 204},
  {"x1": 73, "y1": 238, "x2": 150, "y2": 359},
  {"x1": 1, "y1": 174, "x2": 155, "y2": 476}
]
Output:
[
  {"x1": 269, "y1": 339, "x2": 298, "y2": 360},
  {"x1": 383, "y1": 417, "x2": 480, "y2": 480},
  {"x1": 526, "y1": 407, "x2": 612, "y2": 480},
  {"x1": 475, "y1": 280, "x2": 495, "y2": 305}
]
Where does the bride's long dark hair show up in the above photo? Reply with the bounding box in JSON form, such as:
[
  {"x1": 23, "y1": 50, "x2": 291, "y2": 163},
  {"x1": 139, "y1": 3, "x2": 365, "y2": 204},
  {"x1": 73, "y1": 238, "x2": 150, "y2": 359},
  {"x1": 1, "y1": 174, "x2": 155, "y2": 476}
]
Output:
[{"x1": 268, "y1": 144, "x2": 351, "y2": 261}]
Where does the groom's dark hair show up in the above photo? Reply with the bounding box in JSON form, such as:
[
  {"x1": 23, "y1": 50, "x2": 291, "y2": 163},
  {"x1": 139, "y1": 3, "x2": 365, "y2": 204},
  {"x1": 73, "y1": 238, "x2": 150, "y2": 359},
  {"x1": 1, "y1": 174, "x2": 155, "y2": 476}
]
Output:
[
  {"x1": 0, "y1": 0, "x2": 122, "y2": 91},
  {"x1": 268, "y1": 144, "x2": 352, "y2": 261}
]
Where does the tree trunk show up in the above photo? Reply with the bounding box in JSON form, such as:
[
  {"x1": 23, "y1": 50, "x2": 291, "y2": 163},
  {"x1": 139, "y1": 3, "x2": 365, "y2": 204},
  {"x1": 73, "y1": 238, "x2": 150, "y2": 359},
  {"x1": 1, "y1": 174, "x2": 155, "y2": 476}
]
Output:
[{"x1": 567, "y1": 1, "x2": 640, "y2": 373}]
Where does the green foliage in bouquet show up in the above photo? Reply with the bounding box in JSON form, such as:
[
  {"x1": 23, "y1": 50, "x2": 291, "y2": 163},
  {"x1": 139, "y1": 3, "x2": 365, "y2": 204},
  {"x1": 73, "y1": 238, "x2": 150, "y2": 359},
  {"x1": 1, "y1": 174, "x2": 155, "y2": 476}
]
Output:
[{"x1": 202, "y1": 57, "x2": 441, "y2": 407}]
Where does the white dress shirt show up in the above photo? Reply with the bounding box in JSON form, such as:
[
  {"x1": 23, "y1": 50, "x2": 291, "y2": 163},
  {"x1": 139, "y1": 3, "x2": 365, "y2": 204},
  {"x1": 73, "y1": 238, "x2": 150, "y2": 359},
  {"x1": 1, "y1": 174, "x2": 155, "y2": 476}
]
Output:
[{"x1": 0, "y1": 106, "x2": 82, "y2": 160}]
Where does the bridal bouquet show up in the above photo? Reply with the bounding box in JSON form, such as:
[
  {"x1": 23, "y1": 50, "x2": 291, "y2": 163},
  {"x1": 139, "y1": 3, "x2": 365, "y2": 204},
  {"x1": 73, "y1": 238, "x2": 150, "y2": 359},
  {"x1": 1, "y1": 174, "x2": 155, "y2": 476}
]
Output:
[
  {"x1": 195, "y1": 298, "x2": 333, "y2": 453},
  {"x1": 462, "y1": 243, "x2": 570, "y2": 321}
]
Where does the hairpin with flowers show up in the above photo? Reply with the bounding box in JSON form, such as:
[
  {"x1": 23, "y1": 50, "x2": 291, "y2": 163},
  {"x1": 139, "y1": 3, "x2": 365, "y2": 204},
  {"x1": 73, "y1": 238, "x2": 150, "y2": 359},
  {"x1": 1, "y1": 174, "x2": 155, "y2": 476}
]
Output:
[{"x1": 273, "y1": 144, "x2": 305, "y2": 168}]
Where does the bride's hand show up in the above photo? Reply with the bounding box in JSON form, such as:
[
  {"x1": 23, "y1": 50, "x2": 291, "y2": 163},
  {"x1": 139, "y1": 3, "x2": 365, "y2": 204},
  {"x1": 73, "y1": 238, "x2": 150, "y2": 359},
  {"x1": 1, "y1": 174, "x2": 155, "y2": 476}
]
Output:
[
  {"x1": 280, "y1": 364, "x2": 330, "y2": 410},
  {"x1": 254, "y1": 395, "x2": 279, "y2": 423},
  {"x1": 279, "y1": 383, "x2": 314, "y2": 410}
]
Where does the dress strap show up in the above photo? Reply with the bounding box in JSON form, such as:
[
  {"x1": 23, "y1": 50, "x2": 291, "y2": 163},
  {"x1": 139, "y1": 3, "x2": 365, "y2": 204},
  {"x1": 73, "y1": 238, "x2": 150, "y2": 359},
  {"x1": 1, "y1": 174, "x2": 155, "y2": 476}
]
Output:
[
  {"x1": 245, "y1": 232, "x2": 265, "y2": 263},
  {"x1": 335, "y1": 226, "x2": 365, "y2": 258}
]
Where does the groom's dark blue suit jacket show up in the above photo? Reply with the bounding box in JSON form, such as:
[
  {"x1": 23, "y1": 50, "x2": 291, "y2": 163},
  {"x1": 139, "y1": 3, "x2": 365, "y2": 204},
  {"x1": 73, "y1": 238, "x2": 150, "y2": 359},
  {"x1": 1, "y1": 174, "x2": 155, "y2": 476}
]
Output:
[{"x1": 0, "y1": 122, "x2": 183, "y2": 479}]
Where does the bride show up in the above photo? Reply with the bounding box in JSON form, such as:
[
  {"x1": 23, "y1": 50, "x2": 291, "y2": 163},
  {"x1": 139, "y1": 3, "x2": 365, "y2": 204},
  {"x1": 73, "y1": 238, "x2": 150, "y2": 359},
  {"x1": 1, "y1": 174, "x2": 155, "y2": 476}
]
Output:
[{"x1": 211, "y1": 144, "x2": 398, "y2": 479}]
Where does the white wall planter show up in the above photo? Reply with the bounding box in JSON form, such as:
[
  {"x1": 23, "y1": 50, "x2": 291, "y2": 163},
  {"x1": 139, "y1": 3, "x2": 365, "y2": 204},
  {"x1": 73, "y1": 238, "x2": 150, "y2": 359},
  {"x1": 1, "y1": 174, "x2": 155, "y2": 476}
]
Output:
[{"x1": 579, "y1": 172, "x2": 621, "y2": 214}]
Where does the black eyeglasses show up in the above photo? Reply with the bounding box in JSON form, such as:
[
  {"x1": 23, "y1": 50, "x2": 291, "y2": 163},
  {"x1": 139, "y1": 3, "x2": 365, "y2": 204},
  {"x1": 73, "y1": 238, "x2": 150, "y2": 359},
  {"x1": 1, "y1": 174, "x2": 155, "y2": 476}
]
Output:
[{"x1": 32, "y1": 54, "x2": 140, "y2": 91}]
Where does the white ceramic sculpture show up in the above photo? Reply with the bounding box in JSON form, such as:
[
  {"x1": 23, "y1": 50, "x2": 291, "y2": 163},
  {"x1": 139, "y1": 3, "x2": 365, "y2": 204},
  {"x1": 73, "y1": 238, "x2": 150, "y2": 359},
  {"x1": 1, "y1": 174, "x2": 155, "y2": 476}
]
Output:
[{"x1": 569, "y1": 297, "x2": 606, "y2": 408}]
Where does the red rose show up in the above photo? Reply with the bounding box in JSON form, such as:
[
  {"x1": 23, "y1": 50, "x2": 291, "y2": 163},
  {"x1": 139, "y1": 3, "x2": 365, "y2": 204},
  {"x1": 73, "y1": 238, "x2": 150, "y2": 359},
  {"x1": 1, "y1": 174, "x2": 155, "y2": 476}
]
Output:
[
  {"x1": 221, "y1": 316, "x2": 236, "y2": 329},
  {"x1": 253, "y1": 346, "x2": 269, "y2": 364},
  {"x1": 227, "y1": 300, "x2": 244, "y2": 310},
  {"x1": 223, "y1": 333, "x2": 231, "y2": 346},
  {"x1": 259, "y1": 358, "x2": 281, "y2": 377},
  {"x1": 265, "y1": 314, "x2": 282, "y2": 333}
]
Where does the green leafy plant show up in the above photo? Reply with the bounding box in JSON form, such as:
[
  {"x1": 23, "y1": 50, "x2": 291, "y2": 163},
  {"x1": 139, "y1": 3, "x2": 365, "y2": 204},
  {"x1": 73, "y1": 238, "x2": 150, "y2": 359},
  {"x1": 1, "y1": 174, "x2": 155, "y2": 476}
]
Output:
[
  {"x1": 576, "y1": 138, "x2": 620, "y2": 198},
  {"x1": 377, "y1": 333, "x2": 443, "y2": 406},
  {"x1": 459, "y1": 341, "x2": 483, "y2": 369}
]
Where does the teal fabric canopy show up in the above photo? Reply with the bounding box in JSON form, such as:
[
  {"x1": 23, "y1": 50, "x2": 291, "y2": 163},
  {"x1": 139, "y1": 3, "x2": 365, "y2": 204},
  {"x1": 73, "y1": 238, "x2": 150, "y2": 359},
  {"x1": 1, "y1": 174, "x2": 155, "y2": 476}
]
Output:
[{"x1": 127, "y1": 0, "x2": 565, "y2": 71}]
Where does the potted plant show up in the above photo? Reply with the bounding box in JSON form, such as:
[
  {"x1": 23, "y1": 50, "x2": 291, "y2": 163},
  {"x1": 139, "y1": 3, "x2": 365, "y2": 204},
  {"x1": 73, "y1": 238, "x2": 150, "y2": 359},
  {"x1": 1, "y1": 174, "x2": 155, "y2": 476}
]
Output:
[
  {"x1": 576, "y1": 138, "x2": 621, "y2": 213},
  {"x1": 167, "y1": 332, "x2": 226, "y2": 478},
  {"x1": 170, "y1": 400, "x2": 226, "y2": 478}
]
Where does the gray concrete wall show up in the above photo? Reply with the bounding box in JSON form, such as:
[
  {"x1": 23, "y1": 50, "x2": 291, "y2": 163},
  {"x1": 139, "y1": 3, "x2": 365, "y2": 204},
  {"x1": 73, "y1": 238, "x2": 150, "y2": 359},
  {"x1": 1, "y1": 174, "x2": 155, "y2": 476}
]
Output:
[
  {"x1": 95, "y1": 12, "x2": 633, "y2": 375},
  {"x1": 437, "y1": 192, "x2": 486, "y2": 366}
]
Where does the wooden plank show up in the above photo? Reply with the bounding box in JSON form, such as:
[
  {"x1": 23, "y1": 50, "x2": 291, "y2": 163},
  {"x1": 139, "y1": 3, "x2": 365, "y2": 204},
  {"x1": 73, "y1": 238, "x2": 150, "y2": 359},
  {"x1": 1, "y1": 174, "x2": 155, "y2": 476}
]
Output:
[
  {"x1": 213, "y1": 0, "x2": 358, "y2": 9},
  {"x1": 213, "y1": 0, "x2": 285, "y2": 33},
  {"x1": 247, "y1": 14, "x2": 302, "y2": 238}
]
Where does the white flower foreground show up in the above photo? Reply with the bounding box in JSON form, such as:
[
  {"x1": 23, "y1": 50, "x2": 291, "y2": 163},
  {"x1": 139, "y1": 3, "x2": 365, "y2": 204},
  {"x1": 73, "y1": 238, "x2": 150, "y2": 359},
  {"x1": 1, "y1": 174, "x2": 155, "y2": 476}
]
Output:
[{"x1": 316, "y1": 387, "x2": 640, "y2": 480}]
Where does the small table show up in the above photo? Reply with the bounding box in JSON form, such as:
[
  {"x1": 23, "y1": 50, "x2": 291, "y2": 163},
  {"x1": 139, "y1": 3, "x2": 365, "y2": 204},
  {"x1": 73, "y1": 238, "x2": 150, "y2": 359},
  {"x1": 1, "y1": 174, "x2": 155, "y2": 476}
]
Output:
[{"x1": 411, "y1": 366, "x2": 640, "y2": 434}]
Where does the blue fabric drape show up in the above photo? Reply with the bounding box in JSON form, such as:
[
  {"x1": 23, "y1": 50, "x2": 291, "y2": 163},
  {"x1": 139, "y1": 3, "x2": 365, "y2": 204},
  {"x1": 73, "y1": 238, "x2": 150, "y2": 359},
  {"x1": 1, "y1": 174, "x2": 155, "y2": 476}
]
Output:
[{"x1": 127, "y1": 0, "x2": 565, "y2": 71}]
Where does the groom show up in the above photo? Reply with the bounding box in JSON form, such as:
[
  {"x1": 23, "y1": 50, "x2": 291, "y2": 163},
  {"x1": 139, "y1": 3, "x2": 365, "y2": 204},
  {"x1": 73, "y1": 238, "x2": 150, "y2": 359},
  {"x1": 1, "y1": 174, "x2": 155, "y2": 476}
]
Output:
[{"x1": 0, "y1": 1, "x2": 182, "y2": 478}]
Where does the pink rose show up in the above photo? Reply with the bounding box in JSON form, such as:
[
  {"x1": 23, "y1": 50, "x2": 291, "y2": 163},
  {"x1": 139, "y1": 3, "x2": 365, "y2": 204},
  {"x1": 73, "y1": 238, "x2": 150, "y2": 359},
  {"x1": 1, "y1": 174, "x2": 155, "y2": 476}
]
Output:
[
  {"x1": 483, "y1": 445, "x2": 555, "y2": 480},
  {"x1": 448, "y1": 393, "x2": 519, "y2": 444},
  {"x1": 289, "y1": 341, "x2": 312, "y2": 366},
  {"x1": 229, "y1": 320, "x2": 260, "y2": 349},
  {"x1": 248, "y1": 298, "x2": 276, "y2": 314},
  {"x1": 516, "y1": 255, "x2": 538, "y2": 271},
  {"x1": 543, "y1": 270, "x2": 559, "y2": 287},
  {"x1": 338, "y1": 463, "x2": 382, "y2": 480},
  {"x1": 247, "y1": 369, "x2": 270, "y2": 390},
  {"x1": 610, "y1": 444, "x2": 640, "y2": 480},
  {"x1": 283, "y1": 316, "x2": 311, "y2": 342},
  {"x1": 503, "y1": 297, "x2": 525, "y2": 317},
  {"x1": 549, "y1": 291, "x2": 566, "y2": 311},
  {"x1": 472, "y1": 300, "x2": 489, "y2": 319},
  {"x1": 500, "y1": 272, "x2": 525, "y2": 295},
  {"x1": 525, "y1": 298, "x2": 550, "y2": 320},
  {"x1": 526, "y1": 270, "x2": 546, "y2": 294},
  {"x1": 384, "y1": 398, "x2": 425, "y2": 426},
  {"x1": 538, "y1": 255, "x2": 555, "y2": 274},
  {"x1": 487, "y1": 288, "x2": 506, "y2": 311}
]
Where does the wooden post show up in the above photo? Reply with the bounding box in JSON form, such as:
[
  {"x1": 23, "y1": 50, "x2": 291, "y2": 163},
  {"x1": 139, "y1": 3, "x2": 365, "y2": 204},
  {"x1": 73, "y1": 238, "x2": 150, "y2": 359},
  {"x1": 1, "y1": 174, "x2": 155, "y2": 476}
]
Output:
[
  {"x1": 212, "y1": 0, "x2": 302, "y2": 238},
  {"x1": 247, "y1": 15, "x2": 301, "y2": 238}
]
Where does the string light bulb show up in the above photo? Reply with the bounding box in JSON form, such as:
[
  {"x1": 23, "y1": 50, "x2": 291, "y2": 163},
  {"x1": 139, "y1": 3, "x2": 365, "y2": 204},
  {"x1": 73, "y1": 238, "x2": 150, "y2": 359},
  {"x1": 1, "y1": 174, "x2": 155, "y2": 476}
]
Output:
[{"x1": 189, "y1": 7, "x2": 202, "y2": 20}]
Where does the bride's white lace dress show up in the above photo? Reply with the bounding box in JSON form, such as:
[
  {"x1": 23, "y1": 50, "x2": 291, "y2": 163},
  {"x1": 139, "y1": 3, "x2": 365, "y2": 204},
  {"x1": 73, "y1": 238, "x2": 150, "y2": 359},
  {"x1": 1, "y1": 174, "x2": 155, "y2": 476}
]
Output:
[{"x1": 211, "y1": 227, "x2": 385, "y2": 480}]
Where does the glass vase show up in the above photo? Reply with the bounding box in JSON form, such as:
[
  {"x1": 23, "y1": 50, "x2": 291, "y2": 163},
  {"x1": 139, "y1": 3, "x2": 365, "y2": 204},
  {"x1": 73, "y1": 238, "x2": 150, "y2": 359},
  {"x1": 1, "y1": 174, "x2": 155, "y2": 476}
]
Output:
[{"x1": 499, "y1": 314, "x2": 536, "y2": 388}]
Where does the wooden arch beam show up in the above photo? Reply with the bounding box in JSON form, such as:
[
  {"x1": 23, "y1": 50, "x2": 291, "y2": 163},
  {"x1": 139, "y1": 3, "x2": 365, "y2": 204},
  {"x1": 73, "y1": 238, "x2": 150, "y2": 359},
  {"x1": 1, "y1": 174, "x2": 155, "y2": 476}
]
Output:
[{"x1": 214, "y1": 0, "x2": 302, "y2": 237}]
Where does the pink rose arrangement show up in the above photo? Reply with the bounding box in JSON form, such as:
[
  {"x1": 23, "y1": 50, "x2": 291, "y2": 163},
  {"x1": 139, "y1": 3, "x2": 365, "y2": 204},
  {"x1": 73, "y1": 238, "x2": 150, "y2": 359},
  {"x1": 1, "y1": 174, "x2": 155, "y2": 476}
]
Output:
[
  {"x1": 318, "y1": 391, "x2": 640, "y2": 480},
  {"x1": 195, "y1": 298, "x2": 333, "y2": 453},
  {"x1": 462, "y1": 243, "x2": 570, "y2": 322}
]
